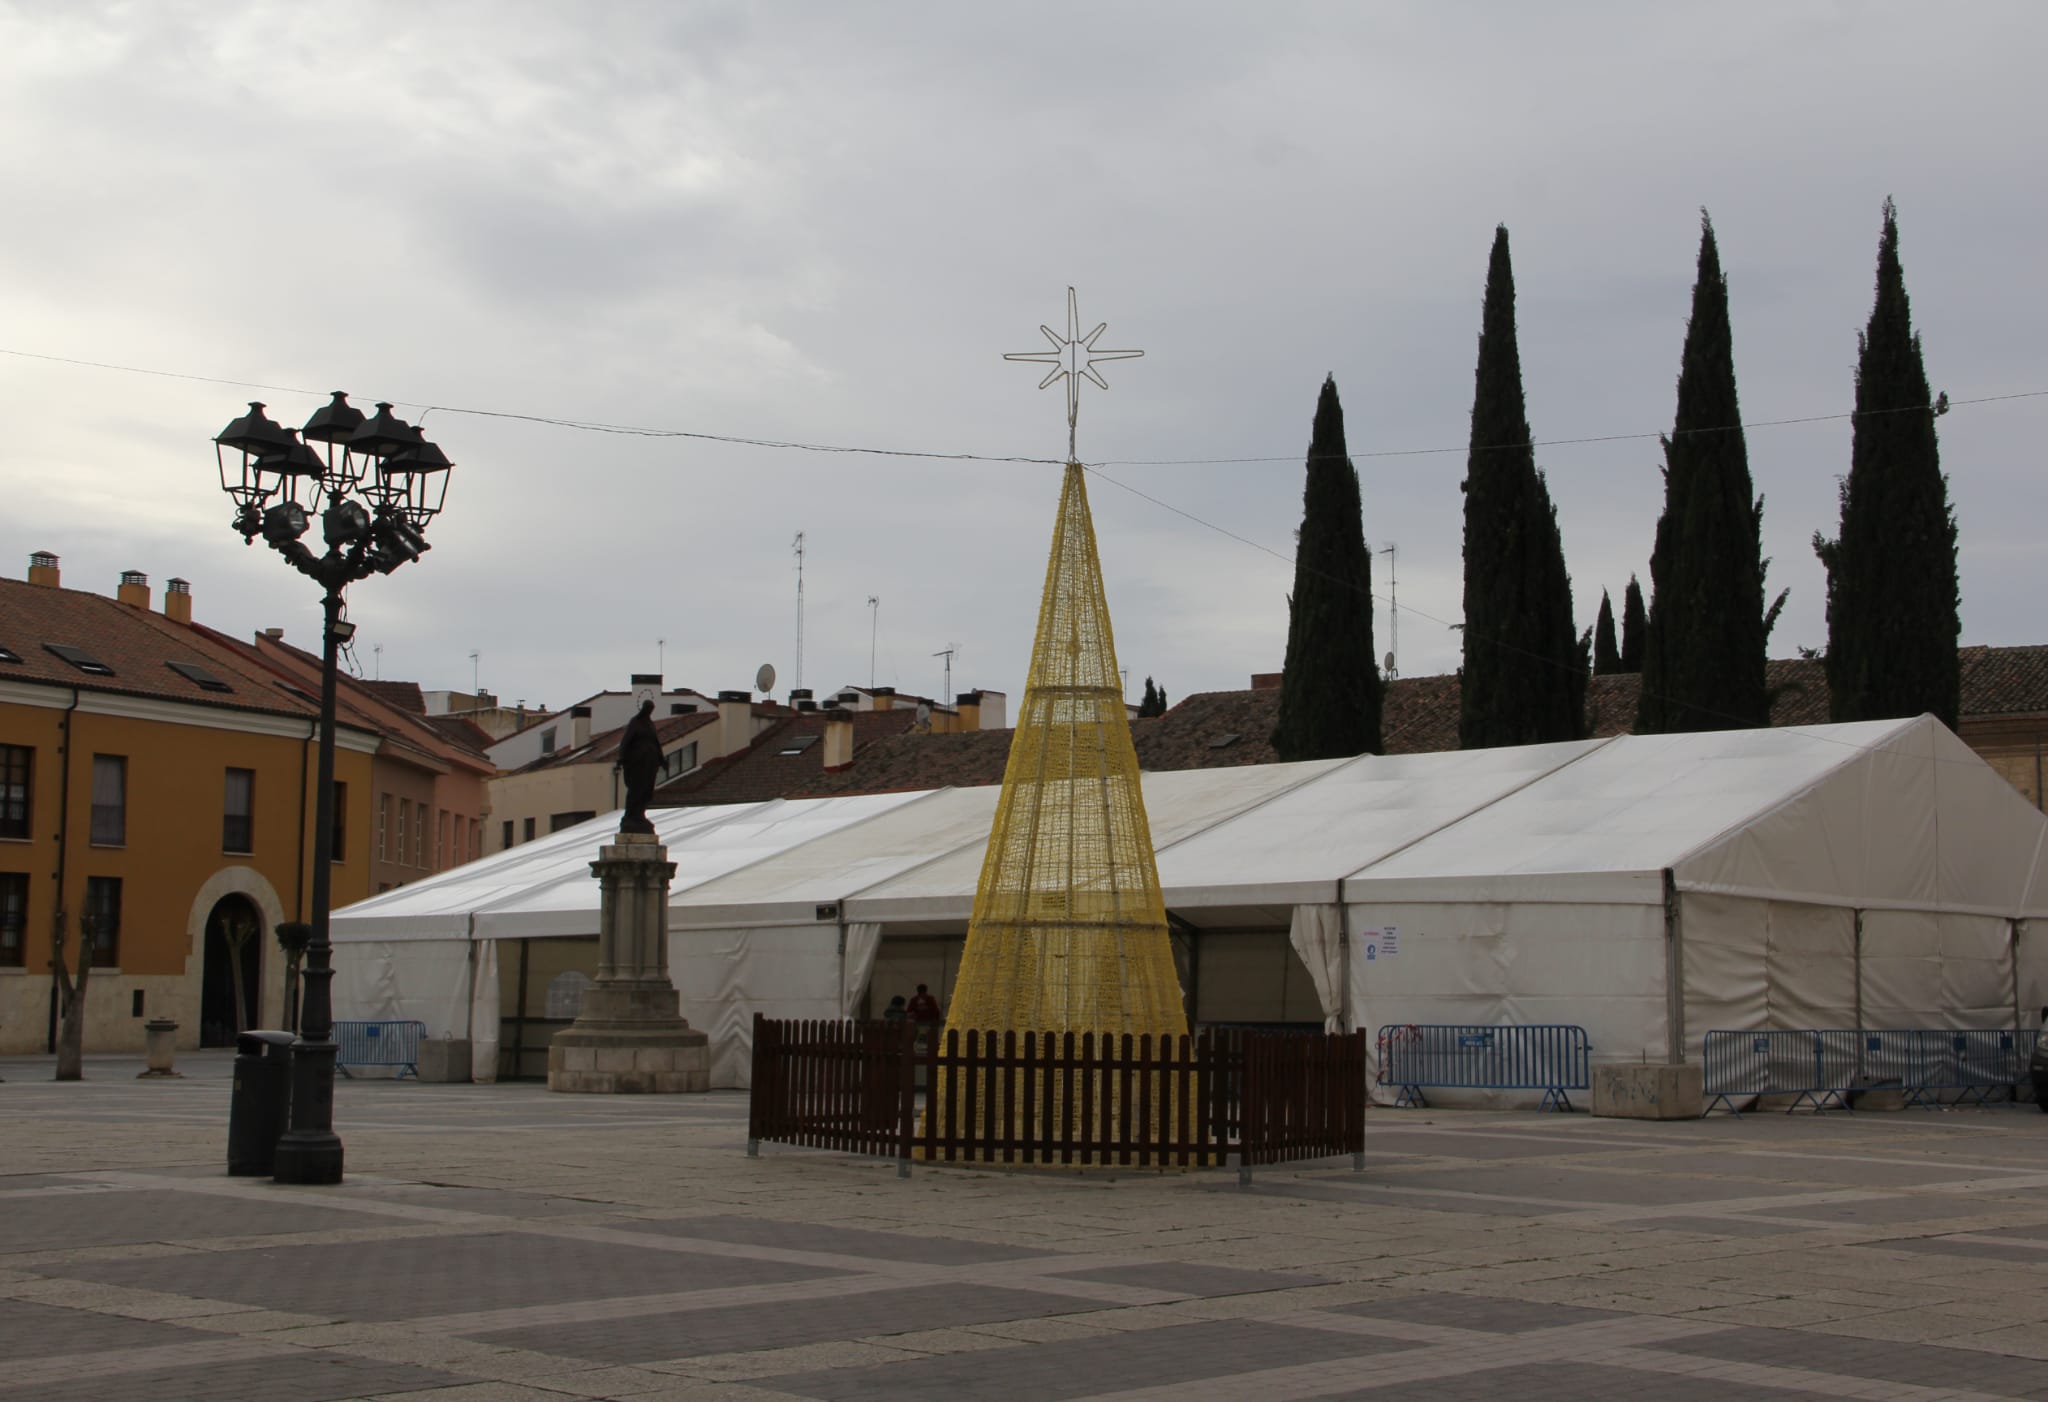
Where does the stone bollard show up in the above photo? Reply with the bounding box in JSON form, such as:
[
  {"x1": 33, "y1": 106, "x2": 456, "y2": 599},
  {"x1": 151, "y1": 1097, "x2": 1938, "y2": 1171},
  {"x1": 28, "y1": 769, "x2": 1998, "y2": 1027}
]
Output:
[{"x1": 138, "y1": 1018, "x2": 184, "y2": 1079}]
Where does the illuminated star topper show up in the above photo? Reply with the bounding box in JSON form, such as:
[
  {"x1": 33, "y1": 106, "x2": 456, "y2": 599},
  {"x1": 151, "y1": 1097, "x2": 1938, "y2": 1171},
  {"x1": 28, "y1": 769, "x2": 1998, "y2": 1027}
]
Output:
[{"x1": 1004, "y1": 287, "x2": 1143, "y2": 461}]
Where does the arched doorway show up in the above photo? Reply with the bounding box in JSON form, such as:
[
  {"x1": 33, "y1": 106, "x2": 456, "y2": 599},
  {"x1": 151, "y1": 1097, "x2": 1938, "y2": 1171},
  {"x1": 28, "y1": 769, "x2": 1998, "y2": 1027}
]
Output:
[{"x1": 201, "y1": 894, "x2": 263, "y2": 1047}]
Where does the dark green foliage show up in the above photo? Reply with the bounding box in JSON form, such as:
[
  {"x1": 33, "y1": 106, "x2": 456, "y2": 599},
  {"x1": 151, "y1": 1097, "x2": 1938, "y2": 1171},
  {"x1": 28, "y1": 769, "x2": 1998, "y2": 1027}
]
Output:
[
  {"x1": 1272, "y1": 375, "x2": 1382, "y2": 760},
  {"x1": 1620, "y1": 575, "x2": 1646, "y2": 671},
  {"x1": 1138, "y1": 676, "x2": 1168, "y2": 718},
  {"x1": 1459, "y1": 226, "x2": 1585, "y2": 748},
  {"x1": 1637, "y1": 214, "x2": 1780, "y2": 733},
  {"x1": 1813, "y1": 200, "x2": 1960, "y2": 729},
  {"x1": 1593, "y1": 591, "x2": 1622, "y2": 675}
]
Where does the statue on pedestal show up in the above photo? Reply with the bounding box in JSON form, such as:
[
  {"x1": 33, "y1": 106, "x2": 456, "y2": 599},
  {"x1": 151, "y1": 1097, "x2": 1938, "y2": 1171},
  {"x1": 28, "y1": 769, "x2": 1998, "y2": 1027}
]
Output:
[{"x1": 618, "y1": 699, "x2": 662, "y2": 834}]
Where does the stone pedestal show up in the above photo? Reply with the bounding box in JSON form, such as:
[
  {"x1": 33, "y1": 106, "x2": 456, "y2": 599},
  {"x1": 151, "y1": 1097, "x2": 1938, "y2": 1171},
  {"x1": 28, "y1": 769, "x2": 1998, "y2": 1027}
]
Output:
[
  {"x1": 138, "y1": 1018, "x2": 182, "y2": 1078},
  {"x1": 1592, "y1": 1063, "x2": 1703, "y2": 1119},
  {"x1": 548, "y1": 834, "x2": 709, "y2": 1094}
]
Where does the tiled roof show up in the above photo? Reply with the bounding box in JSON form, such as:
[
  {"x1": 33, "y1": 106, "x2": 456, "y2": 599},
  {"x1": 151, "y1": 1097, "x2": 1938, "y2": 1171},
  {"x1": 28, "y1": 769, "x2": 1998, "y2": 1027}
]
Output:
[
  {"x1": 514, "y1": 710, "x2": 719, "y2": 775},
  {"x1": 657, "y1": 708, "x2": 917, "y2": 807},
  {"x1": 1961, "y1": 644, "x2": 2048, "y2": 716},
  {"x1": 423, "y1": 714, "x2": 497, "y2": 753},
  {"x1": 359, "y1": 679, "x2": 426, "y2": 713},
  {"x1": 779, "y1": 649, "x2": 2045, "y2": 798},
  {"x1": 796, "y1": 727, "x2": 1017, "y2": 797},
  {"x1": 0, "y1": 577, "x2": 319, "y2": 720}
]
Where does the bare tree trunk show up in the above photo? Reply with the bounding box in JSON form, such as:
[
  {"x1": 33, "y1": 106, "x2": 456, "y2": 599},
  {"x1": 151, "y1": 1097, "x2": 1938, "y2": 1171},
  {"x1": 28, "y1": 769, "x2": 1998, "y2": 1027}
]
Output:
[{"x1": 51, "y1": 914, "x2": 93, "y2": 1081}]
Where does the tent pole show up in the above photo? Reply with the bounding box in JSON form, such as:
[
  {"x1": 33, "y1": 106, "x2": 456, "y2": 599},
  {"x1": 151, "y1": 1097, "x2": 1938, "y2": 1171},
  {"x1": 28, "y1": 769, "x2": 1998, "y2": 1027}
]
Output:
[{"x1": 1662, "y1": 869, "x2": 1684, "y2": 1063}]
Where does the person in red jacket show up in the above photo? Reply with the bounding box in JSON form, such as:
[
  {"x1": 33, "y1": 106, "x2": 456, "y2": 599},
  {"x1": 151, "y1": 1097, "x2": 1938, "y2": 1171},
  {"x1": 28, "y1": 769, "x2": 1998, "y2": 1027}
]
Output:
[{"x1": 904, "y1": 983, "x2": 941, "y2": 1027}]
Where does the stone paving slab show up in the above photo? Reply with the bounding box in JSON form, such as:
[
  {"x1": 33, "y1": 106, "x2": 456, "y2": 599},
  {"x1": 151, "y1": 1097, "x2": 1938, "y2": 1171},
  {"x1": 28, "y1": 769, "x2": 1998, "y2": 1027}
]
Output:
[
  {"x1": 11, "y1": 1055, "x2": 2048, "y2": 1401},
  {"x1": 46, "y1": 1230, "x2": 849, "y2": 1321},
  {"x1": 770, "y1": 1318, "x2": 1416, "y2": 1401}
]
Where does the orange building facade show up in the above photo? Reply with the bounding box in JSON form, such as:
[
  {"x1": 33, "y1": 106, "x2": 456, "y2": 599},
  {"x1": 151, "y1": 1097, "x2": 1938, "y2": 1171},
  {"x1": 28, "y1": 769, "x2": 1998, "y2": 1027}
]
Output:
[{"x1": 2, "y1": 557, "x2": 384, "y2": 1053}]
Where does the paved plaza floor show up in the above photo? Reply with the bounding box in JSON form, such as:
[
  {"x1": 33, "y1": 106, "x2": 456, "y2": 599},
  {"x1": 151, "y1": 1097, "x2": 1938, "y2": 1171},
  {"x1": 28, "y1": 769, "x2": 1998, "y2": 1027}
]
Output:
[{"x1": 8, "y1": 1052, "x2": 2048, "y2": 1400}]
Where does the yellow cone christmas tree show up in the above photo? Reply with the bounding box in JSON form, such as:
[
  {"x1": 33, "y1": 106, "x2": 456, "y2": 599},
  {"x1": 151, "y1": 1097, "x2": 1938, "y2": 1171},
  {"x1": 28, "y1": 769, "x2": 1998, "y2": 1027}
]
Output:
[{"x1": 941, "y1": 460, "x2": 1188, "y2": 1042}]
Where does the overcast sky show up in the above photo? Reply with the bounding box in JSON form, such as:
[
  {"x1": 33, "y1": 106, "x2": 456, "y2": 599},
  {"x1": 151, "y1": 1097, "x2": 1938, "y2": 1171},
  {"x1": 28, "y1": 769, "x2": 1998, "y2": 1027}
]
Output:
[{"x1": 4, "y1": 2, "x2": 2043, "y2": 714}]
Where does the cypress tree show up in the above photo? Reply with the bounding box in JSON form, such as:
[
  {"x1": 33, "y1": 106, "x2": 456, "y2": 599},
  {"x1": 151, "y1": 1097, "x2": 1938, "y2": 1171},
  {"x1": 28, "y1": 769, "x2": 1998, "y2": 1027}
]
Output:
[
  {"x1": 1459, "y1": 225, "x2": 1585, "y2": 748},
  {"x1": 1593, "y1": 591, "x2": 1622, "y2": 674},
  {"x1": 1636, "y1": 214, "x2": 1782, "y2": 733},
  {"x1": 1813, "y1": 199, "x2": 1960, "y2": 729},
  {"x1": 1272, "y1": 375, "x2": 1381, "y2": 760},
  {"x1": 1620, "y1": 575, "x2": 1647, "y2": 672},
  {"x1": 1138, "y1": 677, "x2": 1168, "y2": 718}
]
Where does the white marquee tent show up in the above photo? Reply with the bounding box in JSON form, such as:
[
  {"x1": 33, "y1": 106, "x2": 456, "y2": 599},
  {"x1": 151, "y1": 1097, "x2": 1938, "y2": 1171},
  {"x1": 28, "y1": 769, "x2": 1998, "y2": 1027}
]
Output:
[{"x1": 331, "y1": 715, "x2": 2048, "y2": 1090}]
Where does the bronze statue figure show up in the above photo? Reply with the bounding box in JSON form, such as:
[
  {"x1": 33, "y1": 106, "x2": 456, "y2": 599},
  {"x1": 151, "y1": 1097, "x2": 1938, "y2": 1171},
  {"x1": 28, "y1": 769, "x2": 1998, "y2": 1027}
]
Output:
[{"x1": 617, "y1": 699, "x2": 663, "y2": 834}]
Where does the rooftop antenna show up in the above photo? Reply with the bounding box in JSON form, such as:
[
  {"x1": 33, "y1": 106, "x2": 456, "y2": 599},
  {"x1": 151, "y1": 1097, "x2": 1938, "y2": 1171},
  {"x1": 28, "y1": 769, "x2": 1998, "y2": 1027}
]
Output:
[
  {"x1": 657, "y1": 638, "x2": 665, "y2": 678},
  {"x1": 791, "y1": 531, "x2": 806, "y2": 691},
  {"x1": 1379, "y1": 542, "x2": 1398, "y2": 679},
  {"x1": 374, "y1": 643, "x2": 383, "y2": 680},
  {"x1": 469, "y1": 649, "x2": 480, "y2": 695},
  {"x1": 933, "y1": 644, "x2": 957, "y2": 700},
  {"x1": 867, "y1": 595, "x2": 880, "y2": 689}
]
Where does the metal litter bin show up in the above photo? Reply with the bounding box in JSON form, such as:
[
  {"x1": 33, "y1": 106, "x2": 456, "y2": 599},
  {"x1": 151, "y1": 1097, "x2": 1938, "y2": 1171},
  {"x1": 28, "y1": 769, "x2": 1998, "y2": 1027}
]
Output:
[{"x1": 228, "y1": 1030, "x2": 296, "y2": 1175}]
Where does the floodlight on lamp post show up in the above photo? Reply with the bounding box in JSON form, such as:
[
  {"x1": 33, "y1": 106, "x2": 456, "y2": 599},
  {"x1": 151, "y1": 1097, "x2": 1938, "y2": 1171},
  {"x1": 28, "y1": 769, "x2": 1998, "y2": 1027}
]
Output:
[{"x1": 213, "y1": 392, "x2": 455, "y2": 1185}]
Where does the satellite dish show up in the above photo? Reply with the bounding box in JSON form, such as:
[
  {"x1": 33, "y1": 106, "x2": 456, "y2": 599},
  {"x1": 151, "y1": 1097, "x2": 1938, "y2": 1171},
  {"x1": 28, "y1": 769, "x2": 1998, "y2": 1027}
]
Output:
[
  {"x1": 755, "y1": 663, "x2": 776, "y2": 695},
  {"x1": 1383, "y1": 652, "x2": 1397, "y2": 678},
  {"x1": 916, "y1": 702, "x2": 932, "y2": 725}
]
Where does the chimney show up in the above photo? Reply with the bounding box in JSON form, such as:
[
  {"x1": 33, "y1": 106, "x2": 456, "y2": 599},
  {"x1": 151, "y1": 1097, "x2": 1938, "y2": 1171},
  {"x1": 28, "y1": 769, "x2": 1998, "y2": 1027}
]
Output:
[
  {"x1": 1250, "y1": 672, "x2": 1282, "y2": 691},
  {"x1": 716, "y1": 689, "x2": 752, "y2": 756},
  {"x1": 117, "y1": 570, "x2": 150, "y2": 609},
  {"x1": 260, "y1": 626, "x2": 284, "y2": 641},
  {"x1": 956, "y1": 691, "x2": 981, "y2": 731},
  {"x1": 871, "y1": 686, "x2": 896, "y2": 712},
  {"x1": 163, "y1": 577, "x2": 192, "y2": 624},
  {"x1": 977, "y1": 689, "x2": 1007, "y2": 729},
  {"x1": 822, "y1": 706, "x2": 856, "y2": 771},
  {"x1": 570, "y1": 704, "x2": 592, "y2": 749},
  {"x1": 27, "y1": 551, "x2": 59, "y2": 587},
  {"x1": 788, "y1": 687, "x2": 813, "y2": 708}
]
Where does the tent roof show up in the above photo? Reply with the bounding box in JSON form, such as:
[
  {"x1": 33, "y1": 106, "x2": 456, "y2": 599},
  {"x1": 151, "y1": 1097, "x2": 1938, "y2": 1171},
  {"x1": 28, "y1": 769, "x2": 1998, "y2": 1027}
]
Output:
[{"x1": 332, "y1": 715, "x2": 2048, "y2": 942}]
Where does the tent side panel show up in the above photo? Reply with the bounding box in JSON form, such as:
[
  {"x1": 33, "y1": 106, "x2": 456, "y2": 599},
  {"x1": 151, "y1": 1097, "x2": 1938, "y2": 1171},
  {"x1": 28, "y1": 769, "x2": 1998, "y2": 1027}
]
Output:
[
  {"x1": 1764, "y1": 901, "x2": 1857, "y2": 1030},
  {"x1": 1680, "y1": 892, "x2": 1768, "y2": 1039},
  {"x1": 672, "y1": 925, "x2": 840, "y2": 1089},
  {"x1": 1861, "y1": 909, "x2": 1941, "y2": 1028},
  {"x1": 332, "y1": 938, "x2": 475, "y2": 1055}
]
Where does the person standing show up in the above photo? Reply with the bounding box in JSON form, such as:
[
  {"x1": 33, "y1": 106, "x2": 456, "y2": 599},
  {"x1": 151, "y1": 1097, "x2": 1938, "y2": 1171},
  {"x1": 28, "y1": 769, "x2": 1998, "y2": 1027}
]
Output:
[{"x1": 905, "y1": 983, "x2": 941, "y2": 1027}]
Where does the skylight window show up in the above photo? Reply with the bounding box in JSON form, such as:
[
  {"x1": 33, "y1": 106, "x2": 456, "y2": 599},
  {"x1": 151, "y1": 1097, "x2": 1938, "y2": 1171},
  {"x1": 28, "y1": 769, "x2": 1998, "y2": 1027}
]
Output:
[
  {"x1": 777, "y1": 734, "x2": 822, "y2": 756},
  {"x1": 1208, "y1": 733, "x2": 1241, "y2": 749},
  {"x1": 44, "y1": 643, "x2": 114, "y2": 676},
  {"x1": 167, "y1": 661, "x2": 233, "y2": 693},
  {"x1": 0, "y1": 645, "x2": 20, "y2": 664}
]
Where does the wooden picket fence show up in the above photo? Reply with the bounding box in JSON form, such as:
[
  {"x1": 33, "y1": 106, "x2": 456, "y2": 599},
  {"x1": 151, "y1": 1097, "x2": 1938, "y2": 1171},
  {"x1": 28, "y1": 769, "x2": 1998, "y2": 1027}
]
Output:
[{"x1": 748, "y1": 1015, "x2": 1367, "y2": 1180}]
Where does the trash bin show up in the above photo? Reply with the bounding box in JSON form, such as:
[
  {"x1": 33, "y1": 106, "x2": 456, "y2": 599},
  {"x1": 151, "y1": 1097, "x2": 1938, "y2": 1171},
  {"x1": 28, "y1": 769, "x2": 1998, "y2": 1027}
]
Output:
[{"x1": 228, "y1": 1030, "x2": 296, "y2": 1176}]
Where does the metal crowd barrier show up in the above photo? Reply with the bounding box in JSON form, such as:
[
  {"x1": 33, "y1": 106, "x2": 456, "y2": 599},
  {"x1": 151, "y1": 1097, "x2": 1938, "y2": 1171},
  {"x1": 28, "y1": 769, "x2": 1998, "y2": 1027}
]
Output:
[
  {"x1": 333, "y1": 1019, "x2": 426, "y2": 1079},
  {"x1": 1376, "y1": 1023, "x2": 1592, "y2": 1111},
  {"x1": 1701, "y1": 1028, "x2": 2039, "y2": 1115}
]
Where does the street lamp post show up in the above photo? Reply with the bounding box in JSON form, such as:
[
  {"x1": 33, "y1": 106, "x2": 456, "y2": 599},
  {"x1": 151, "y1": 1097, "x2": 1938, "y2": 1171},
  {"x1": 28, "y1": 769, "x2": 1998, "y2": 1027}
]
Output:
[{"x1": 214, "y1": 393, "x2": 454, "y2": 1185}]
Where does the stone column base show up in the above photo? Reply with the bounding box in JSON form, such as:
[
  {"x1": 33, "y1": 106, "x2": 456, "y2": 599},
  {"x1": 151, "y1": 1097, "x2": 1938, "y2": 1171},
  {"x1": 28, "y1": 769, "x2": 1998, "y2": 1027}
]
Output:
[{"x1": 547, "y1": 1023, "x2": 710, "y2": 1094}]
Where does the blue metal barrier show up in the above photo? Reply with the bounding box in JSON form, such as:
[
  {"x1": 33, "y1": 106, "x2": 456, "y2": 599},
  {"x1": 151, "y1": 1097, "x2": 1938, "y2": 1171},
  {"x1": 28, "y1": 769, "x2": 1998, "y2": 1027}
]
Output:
[
  {"x1": 333, "y1": 1020, "x2": 425, "y2": 1079},
  {"x1": 1701, "y1": 1027, "x2": 2039, "y2": 1115},
  {"x1": 1376, "y1": 1023, "x2": 1591, "y2": 1111}
]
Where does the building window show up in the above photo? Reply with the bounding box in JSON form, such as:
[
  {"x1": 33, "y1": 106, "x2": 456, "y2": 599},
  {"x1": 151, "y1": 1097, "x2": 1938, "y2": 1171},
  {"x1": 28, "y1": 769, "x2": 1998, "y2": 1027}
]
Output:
[
  {"x1": 523, "y1": 817, "x2": 536, "y2": 843},
  {"x1": 84, "y1": 875, "x2": 120, "y2": 966},
  {"x1": 659, "y1": 742, "x2": 698, "y2": 783},
  {"x1": 378, "y1": 793, "x2": 390, "y2": 861},
  {"x1": 413, "y1": 805, "x2": 425, "y2": 867},
  {"x1": 0, "y1": 872, "x2": 25, "y2": 966},
  {"x1": 434, "y1": 809, "x2": 445, "y2": 869},
  {"x1": 550, "y1": 810, "x2": 596, "y2": 833},
  {"x1": 501, "y1": 819, "x2": 513, "y2": 850},
  {"x1": 0, "y1": 744, "x2": 29, "y2": 840},
  {"x1": 396, "y1": 799, "x2": 408, "y2": 866},
  {"x1": 332, "y1": 782, "x2": 348, "y2": 862},
  {"x1": 90, "y1": 755, "x2": 126, "y2": 846},
  {"x1": 540, "y1": 728, "x2": 557, "y2": 755},
  {"x1": 222, "y1": 768, "x2": 255, "y2": 853}
]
